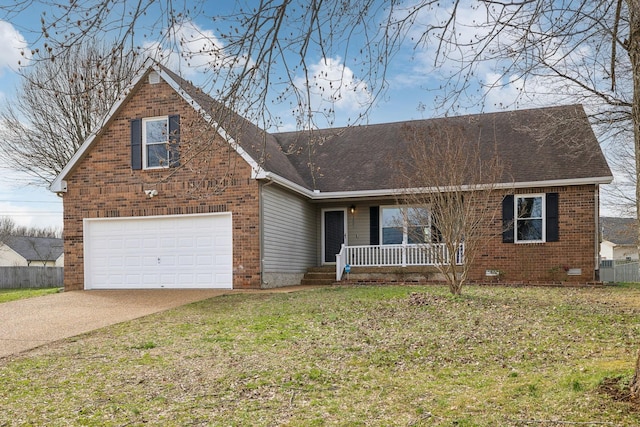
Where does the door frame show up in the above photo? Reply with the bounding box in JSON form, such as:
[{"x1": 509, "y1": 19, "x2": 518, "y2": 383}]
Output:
[{"x1": 321, "y1": 208, "x2": 348, "y2": 265}]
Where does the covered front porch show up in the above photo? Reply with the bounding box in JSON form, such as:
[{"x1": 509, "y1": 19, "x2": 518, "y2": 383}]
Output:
[{"x1": 335, "y1": 242, "x2": 464, "y2": 281}]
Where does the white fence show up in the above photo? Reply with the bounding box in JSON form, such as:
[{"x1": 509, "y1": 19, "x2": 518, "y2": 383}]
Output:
[
  {"x1": 336, "y1": 243, "x2": 464, "y2": 280},
  {"x1": 599, "y1": 260, "x2": 639, "y2": 283},
  {"x1": 0, "y1": 267, "x2": 64, "y2": 289}
]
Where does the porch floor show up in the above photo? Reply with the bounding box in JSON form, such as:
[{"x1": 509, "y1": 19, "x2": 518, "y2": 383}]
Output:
[{"x1": 300, "y1": 265, "x2": 450, "y2": 286}]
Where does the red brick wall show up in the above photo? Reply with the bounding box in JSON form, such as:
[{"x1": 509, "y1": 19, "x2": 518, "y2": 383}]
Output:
[
  {"x1": 470, "y1": 185, "x2": 599, "y2": 283},
  {"x1": 62, "y1": 74, "x2": 262, "y2": 290}
]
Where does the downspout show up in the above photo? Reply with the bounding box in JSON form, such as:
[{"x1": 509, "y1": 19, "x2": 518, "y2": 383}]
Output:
[
  {"x1": 259, "y1": 177, "x2": 276, "y2": 288},
  {"x1": 595, "y1": 184, "x2": 600, "y2": 281}
]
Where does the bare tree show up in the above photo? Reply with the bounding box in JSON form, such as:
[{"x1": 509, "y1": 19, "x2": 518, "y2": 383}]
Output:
[
  {"x1": 0, "y1": 217, "x2": 16, "y2": 244},
  {"x1": 0, "y1": 40, "x2": 140, "y2": 185},
  {"x1": 396, "y1": 124, "x2": 506, "y2": 295},
  {"x1": 0, "y1": 216, "x2": 60, "y2": 240}
]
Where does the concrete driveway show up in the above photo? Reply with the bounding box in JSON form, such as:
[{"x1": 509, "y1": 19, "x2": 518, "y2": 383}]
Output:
[{"x1": 0, "y1": 289, "x2": 230, "y2": 358}]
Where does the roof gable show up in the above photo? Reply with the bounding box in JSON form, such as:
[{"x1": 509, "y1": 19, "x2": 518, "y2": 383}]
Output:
[{"x1": 49, "y1": 60, "x2": 307, "y2": 193}]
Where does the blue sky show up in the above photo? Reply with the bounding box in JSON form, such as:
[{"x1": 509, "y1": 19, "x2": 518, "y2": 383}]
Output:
[{"x1": 0, "y1": 2, "x2": 623, "y2": 230}]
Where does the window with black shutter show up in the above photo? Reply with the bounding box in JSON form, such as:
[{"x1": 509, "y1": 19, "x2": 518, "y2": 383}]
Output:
[
  {"x1": 130, "y1": 115, "x2": 180, "y2": 170},
  {"x1": 502, "y1": 193, "x2": 559, "y2": 244}
]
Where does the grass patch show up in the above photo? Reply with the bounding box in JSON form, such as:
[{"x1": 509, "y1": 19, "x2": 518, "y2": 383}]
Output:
[
  {"x1": 0, "y1": 287, "x2": 61, "y2": 303},
  {"x1": 0, "y1": 285, "x2": 639, "y2": 425}
]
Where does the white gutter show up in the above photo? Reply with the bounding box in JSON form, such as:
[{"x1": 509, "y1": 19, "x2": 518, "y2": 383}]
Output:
[{"x1": 262, "y1": 172, "x2": 614, "y2": 201}]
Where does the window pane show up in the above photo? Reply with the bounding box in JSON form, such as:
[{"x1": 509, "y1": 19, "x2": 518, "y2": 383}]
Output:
[
  {"x1": 382, "y1": 227, "x2": 403, "y2": 244},
  {"x1": 382, "y1": 207, "x2": 402, "y2": 227},
  {"x1": 406, "y1": 207, "x2": 429, "y2": 227},
  {"x1": 408, "y1": 226, "x2": 429, "y2": 244},
  {"x1": 517, "y1": 219, "x2": 542, "y2": 241},
  {"x1": 147, "y1": 143, "x2": 168, "y2": 168},
  {"x1": 146, "y1": 119, "x2": 168, "y2": 143},
  {"x1": 517, "y1": 196, "x2": 542, "y2": 219},
  {"x1": 382, "y1": 207, "x2": 403, "y2": 244}
]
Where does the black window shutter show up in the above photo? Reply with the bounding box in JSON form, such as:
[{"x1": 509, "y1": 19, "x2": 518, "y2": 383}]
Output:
[
  {"x1": 168, "y1": 114, "x2": 180, "y2": 167},
  {"x1": 130, "y1": 118, "x2": 142, "y2": 170},
  {"x1": 546, "y1": 192, "x2": 559, "y2": 242},
  {"x1": 502, "y1": 195, "x2": 514, "y2": 243},
  {"x1": 369, "y1": 206, "x2": 379, "y2": 245}
]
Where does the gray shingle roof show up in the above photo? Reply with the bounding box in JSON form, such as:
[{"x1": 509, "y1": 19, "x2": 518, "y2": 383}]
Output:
[
  {"x1": 162, "y1": 66, "x2": 610, "y2": 194},
  {"x1": 601, "y1": 217, "x2": 637, "y2": 246},
  {"x1": 3, "y1": 236, "x2": 63, "y2": 262},
  {"x1": 272, "y1": 105, "x2": 612, "y2": 192}
]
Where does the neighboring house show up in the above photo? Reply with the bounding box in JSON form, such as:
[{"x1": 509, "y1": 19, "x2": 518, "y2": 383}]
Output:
[
  {"x1": 0, "y1": 236, "x2": 64, "y2": 267},
  {"x1": 49, "y1": 61, "x2": 612, "y2": 291},
  {"x1": 600, "y1": 217, "x2": 638, "y2": 261}
]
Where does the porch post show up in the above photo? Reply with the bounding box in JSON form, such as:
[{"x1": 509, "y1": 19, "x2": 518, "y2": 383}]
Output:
[{"x1": 402, "y1": 242, "x2": 407, "y2": 267}]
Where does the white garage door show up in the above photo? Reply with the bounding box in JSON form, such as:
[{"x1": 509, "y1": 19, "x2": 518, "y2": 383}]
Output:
[{"x1": 83, "y1": 213, "x2": 233, "y2": 290}]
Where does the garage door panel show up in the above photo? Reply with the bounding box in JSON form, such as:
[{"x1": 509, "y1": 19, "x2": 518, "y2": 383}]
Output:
[
  {"x1": 108, "y1": 256, "x2": 124, "y2": 268},
  {"x1": 125, "y1": 256, "x2": 142, "y2": 267},
  {"x1": 143, "y1": 238, "x2": 159, "y2": 249},
  {"x1": 160, "y1": 237, "x2": 176, "y2": 248},
  {"x1": 216, "y1": 254, "x2": 233, "y2": 265},
  {"x1": 196, "y1": 255, "x2": 213, "y2": 265},
  {"x1": 84, "y1": 213, "x2": 233, "y2": 290},
  {"x1": 179, "y1": 254, "x2": 196, "y2": 265}
]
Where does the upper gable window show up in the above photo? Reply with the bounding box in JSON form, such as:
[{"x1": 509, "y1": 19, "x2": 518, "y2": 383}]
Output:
[
  {"x1": 130, "y1": 115, "x2": 180, "y2": 171},
  {"x1": 143, "y1": 117, "x2": 170, "y2": 169}
]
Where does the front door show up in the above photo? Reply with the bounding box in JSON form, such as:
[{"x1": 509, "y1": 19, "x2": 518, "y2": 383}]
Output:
[{"x1": 323, "y1": 209, "x2": 346, "y2": 264}]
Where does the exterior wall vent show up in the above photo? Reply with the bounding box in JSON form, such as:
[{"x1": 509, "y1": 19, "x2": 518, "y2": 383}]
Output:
[{"x1": 148, "y1": 71, "x2": 160, "y2": 85}]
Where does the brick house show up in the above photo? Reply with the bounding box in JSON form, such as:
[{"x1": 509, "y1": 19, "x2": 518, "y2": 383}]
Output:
[{"x1": 49, "y1": 62, "x2": 612, "y2": 290}]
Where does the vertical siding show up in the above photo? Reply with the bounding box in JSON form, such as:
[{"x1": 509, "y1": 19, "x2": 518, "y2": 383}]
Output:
[{"x1": 262, "y1": 184, "x2": 317, "y2": 273}]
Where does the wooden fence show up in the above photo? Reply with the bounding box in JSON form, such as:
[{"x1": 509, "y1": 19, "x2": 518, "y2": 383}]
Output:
[{"x1": 0, "y1": 267, "x2": 64, "y2": 289}]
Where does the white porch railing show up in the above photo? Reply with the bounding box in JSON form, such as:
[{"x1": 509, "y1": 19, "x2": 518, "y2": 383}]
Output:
[{"x1": 336, "y1": 243, "x2": 464, "y2": 281}]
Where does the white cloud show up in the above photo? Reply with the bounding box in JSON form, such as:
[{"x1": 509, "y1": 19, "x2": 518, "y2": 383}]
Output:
[
  {"x1": 294, "y1": 56, "x2": 372, "y2": 114},
  {"x1": 390, "y1": 2, "x2": 498, "y2": 86},
  {"x1": 0, "y1": 20, "x2": 29, "y2": 75},
  {"x1": 142, "y1": 20, "x2": 250, "y2": 76}
]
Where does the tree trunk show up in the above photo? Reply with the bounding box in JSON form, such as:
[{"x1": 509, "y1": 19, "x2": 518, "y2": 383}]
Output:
[
  {"x1": 627, "y1": 0, "x2": 640, "y2": 397},
  {"x1": 631, "y1": 349, "x2": 640, "y2": 399}
]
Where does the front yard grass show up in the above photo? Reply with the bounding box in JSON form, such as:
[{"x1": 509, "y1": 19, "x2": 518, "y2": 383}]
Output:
[
  {"x1": 0, "y1": 284, "x2": 639, "y2": 426},
  {"x1": 0, "y1": 287, "x2": 60, "y2": 303}
]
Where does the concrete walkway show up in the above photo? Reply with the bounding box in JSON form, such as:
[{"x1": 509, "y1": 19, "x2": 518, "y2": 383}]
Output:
[{"x1": 0, "y1": 289, "x2": 233, "y2": 358}]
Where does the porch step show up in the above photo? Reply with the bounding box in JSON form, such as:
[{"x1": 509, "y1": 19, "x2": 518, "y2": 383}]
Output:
[{"x1": 300, "y1": 267, "x2": 336, "y2": 286}]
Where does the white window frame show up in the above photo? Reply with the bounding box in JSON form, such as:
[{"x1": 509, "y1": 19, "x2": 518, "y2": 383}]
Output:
[
  {"x1": 514, "y1": 194, "x2": 545, "y2": 243},
  {"x1": 142, "y1": 116, "x2": 169, "y2": 170},
  {"x1": 380, "y1": 205, "x2": 431, "y2": 245}
]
